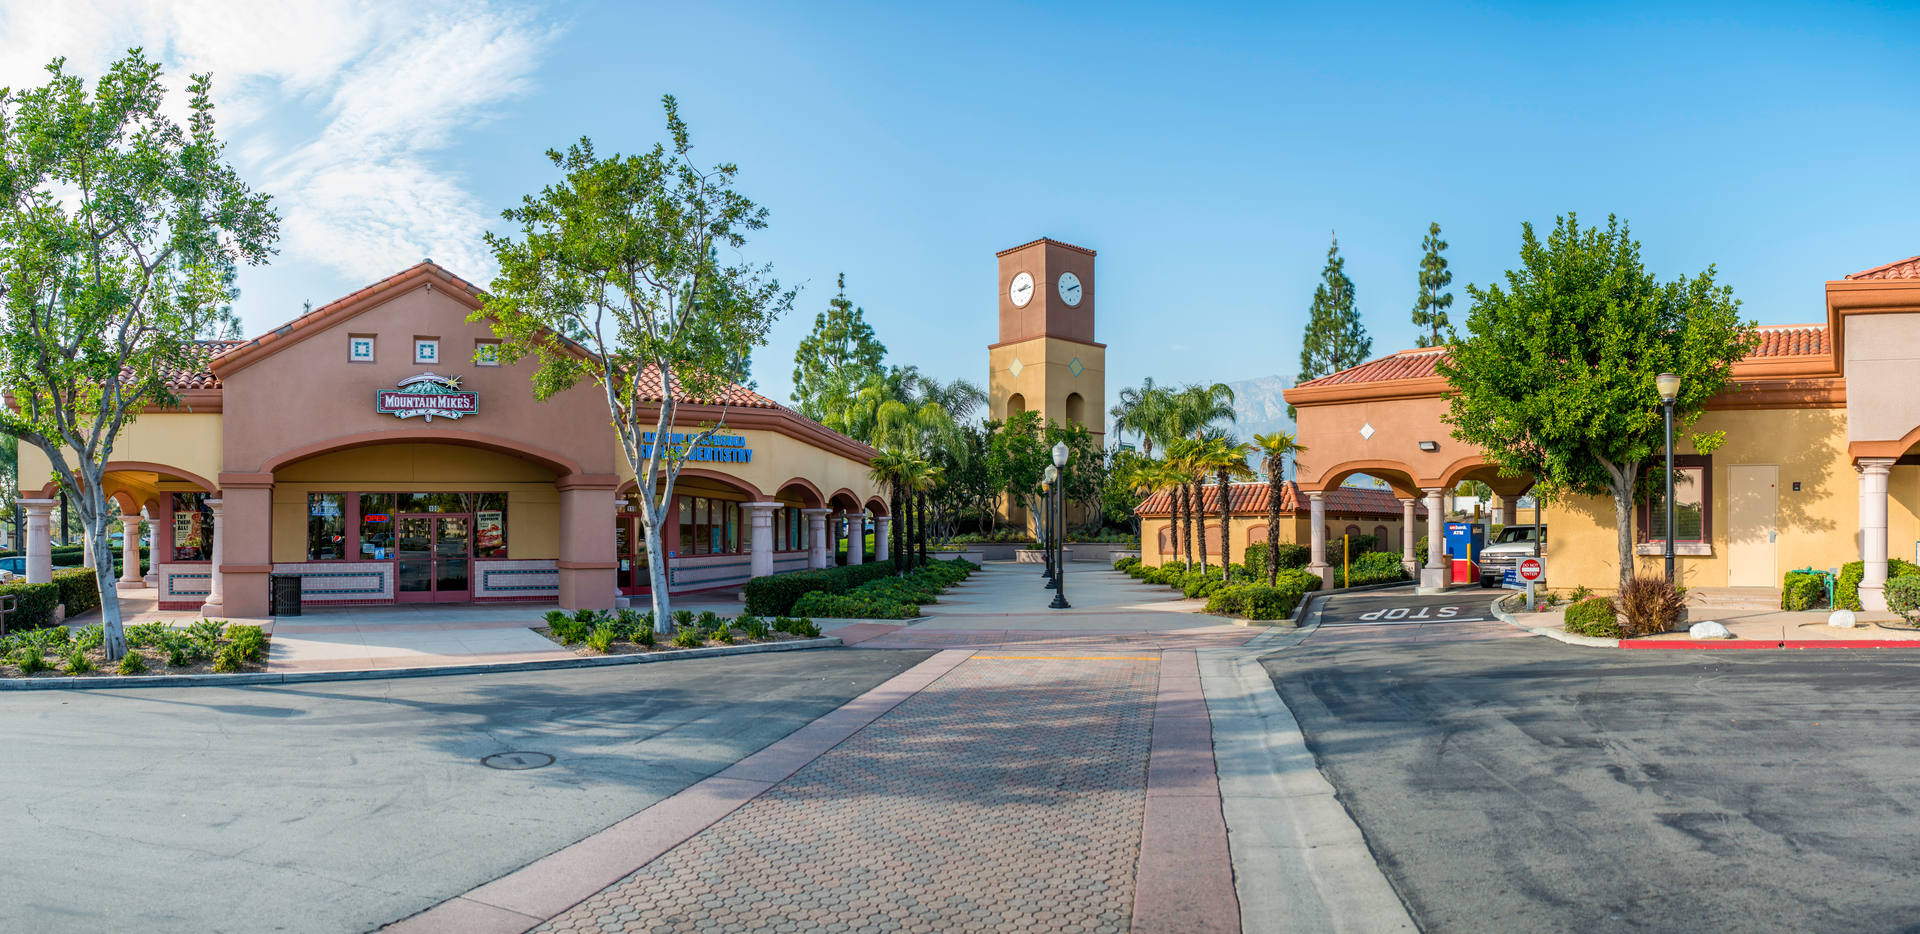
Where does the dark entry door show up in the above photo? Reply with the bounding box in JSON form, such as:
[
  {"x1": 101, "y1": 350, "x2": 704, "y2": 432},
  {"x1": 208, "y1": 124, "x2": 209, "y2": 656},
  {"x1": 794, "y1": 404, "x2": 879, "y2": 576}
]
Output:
[{"x1": 396, "y1": 515, "x2": 472, "y2": 602}]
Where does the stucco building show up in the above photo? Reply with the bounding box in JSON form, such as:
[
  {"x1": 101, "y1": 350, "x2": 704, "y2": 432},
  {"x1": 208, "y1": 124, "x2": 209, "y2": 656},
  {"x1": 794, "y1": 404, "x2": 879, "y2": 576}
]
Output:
[
  {"x1": 1282, "y1": 253, "x2": 1920, "y2": 608},
  {"x1": 1136, "y1": 481, "x2": 1421, "y2": 573},
  {"x1": 12, "y1": 262, "x2": 888, "y2": 616}
]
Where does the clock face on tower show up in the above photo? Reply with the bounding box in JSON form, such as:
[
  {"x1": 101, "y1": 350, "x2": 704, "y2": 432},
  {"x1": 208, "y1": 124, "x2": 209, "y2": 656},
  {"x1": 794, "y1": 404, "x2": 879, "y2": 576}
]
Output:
[
  {"x1": 1057, "y1": 272, "x2": 1083, "y2": 306},
  {"x1": 1009, "y1": 272, "x2": 1035, "y2": 308}
]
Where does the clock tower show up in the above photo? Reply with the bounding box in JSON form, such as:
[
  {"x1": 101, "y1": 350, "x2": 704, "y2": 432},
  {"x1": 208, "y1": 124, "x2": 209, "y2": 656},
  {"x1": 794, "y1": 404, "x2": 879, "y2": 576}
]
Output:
[{"x1": 989, "y1": 238, "x2": 1106, "y2": 526}]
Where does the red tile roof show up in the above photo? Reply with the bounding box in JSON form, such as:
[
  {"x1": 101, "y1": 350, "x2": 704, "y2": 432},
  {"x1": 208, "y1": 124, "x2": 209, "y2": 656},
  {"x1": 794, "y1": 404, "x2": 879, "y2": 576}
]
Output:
[
  {"x1": 1848, "y1": 255, "x2": 1920, "y2": 281},
  {"x1": 633, "y1": 364, "x2": 785, "y2": 410},
  {"x1": 1293, "y1": 349, "x2": 1446, "y2": 389},
  {"x1": 1295, "y1": 323, "x2": 1833, "y2": 391},
  {"x1": 1751, "y1": 325, "x2": 1827, "y2": 357},
  {"x1": 152, "y1": 340, "x2": 245, "y2": 390},
  {"x1": 1136, "y1": 481, "x2": 1419, "y2": 518}
]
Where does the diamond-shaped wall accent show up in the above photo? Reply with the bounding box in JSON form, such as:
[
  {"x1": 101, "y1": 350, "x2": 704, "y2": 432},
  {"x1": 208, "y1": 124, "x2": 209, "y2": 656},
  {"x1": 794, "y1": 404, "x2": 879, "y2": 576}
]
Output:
[
  {"x1": 1067, "y1": 357, "x2": 1084, "y2": 377},
  {"x1": 1359, "y1": 422, "x2": 1375, "y2": 440},
  {"x1": 1008, "y1": 358, "x2": 1024, "y2": 377}
]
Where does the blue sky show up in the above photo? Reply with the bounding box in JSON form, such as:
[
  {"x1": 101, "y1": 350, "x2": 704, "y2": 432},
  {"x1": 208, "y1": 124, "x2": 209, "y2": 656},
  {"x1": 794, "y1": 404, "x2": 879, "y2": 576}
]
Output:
[{"x1": 5, "y1": 1, "x2": 1917, "y2": 406}]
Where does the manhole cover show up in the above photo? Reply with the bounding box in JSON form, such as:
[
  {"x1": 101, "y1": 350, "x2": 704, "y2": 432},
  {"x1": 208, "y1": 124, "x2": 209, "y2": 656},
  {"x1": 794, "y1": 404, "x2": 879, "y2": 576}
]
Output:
[{"x1": 481, "y1": 751, "x2": 554, "y2": 770}]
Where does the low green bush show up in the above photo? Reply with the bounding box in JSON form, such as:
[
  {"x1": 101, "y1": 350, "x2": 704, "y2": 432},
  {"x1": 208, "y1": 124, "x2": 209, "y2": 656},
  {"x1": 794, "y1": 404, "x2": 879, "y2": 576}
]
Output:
[
  {"x1": 1887, "y1": 576, "x2": 1920, "y2": 625},
  {"x1": 72, "y1": 624, "x2": 105, "y2": 651},
  {"x1": 1203, "y1": 570, "x2": 1322, "y2": 620},
  {"x1": 211, "y1": 643, "x2": 246, "y2": 673},
  {"x1": 0, "y1": 580, "x2": 60, "y2": 631},
  {"x1": 1113, "y1": 556, "x2": 1141, "y2": 572},
  {"x1": 1339, "y1": 551, "x2": 1411, "y2": 587},
  {"x1": 1244, "y1": 543, "x2": 1311, "y2": 580},
  {"x1": 1781, "y1": 570, "x2": 1829, "y2": 611},
  {"x1": 586, "y1": 626, "x2": 617, "y2": 652},
  {"x1": 738, "y1": 615, "x2": 769, "y2": 640},
  {"x1": 633, "y1": 624, "x2": 657, "y2": 647},
  {"x1": 14, "y1": 644, "x2": 48, "y2": 673},
  {"x1": 1832, "y1": 558, "x2": 1920, "y2": 612},
  {"x1": 62, "y1": 647, "x2": 94, "y2": 674},
  {"x1": 225, "y1": 625, "x2": 268, "y2": 663},
  {"x1": 125, "y1": 621, "x2": 170, "y2": 648},
  {"x1": 53, "y1": 567, "x2": 101, "y2": 615},
  {"x1": 669, "y1": 627, "x2": 705, "y2": 649},
  {"x1": 117, "y1": 649, "x2": 149, "y2": 675},
  {"x1": 712, "y1": 626, "x2": 736, "y2": 645},
  {"x1": 742, "y1": 562, "x2": 896, "y2": 616},
  {"x1": 792, "y1": 591, "x2": 917, "y2": 620},
  {"x1": 1563, "y1": 597, "x2": 1622, "y2": 638}
]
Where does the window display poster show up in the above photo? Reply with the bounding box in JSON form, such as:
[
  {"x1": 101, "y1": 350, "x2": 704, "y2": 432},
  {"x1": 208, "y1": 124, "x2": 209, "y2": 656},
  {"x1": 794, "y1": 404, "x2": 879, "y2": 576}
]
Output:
[
  {"x1": 475, "y1": 510, "x2": 505, "y2": 552},
  {"x1": 174, "y1": 512, "x2": 198, "y2": 549}
]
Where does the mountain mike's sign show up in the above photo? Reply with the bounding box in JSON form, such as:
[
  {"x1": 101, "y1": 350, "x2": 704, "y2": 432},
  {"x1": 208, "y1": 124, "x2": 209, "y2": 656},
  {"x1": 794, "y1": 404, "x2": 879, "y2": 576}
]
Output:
[{"x1": 376, "y1": 373, "x2": 477, "y2": 422}]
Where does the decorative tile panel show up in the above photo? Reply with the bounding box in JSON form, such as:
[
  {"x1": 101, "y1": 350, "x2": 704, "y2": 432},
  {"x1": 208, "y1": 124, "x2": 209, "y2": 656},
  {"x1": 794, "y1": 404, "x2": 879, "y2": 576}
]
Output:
[{"x1": 474, "y1": 559, "x2": 559, "y2": 598}]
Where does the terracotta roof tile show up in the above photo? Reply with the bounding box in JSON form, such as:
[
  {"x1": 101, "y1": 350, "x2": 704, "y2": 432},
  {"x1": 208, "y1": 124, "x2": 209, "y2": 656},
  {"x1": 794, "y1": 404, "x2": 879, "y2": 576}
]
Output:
[
  {"x1": 1136, "y1": 481, "x2": 1419, "y2": 518},
  {"x1": 151, "y1": 340, "x2": 244, "y2": 390},
  {"x1": 1847, "y1": 255, "x2": 1920, "y2": 281},
  {"x1": 1750, "y1": 325, "x2": 1828, "y2": 357},
  {"x1": 1296, "y1": 323, "x2": 1834, "y2": 391},
  {"x1": 633, "y1": 364, "x2": 785, "y2": 410}
]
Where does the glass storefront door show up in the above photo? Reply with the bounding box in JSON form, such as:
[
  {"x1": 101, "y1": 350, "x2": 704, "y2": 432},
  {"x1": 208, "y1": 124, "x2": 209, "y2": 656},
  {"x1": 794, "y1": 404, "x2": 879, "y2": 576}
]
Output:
[
  {"x1": 396, "y1": 515, "x2": 472, "y2": 602},
  {"x1": 616, "y1": 514, "x2": 650, "y2": 594}
]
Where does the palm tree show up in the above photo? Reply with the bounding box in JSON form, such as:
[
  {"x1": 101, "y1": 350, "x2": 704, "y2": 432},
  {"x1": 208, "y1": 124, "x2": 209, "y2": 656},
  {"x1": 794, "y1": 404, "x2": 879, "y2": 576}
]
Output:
[
  {"x1": 1164, "y1": 437, "x2": 1206, "y2": 569},
  {"x1": 869, "y1": 449, "x2": 911, "y2": 574},
  {"x1": 1200, "y1": 436, "x2": 1257, "y2": 570},
  {"x1": 1253, "y1": 431, "x2": 1308, "y2": 585},
  {"x1": 895, "y1": 454, "x2": 939, "y2": 569},
  {"x1": 1110, "y1": 379, "x2": 1168, "y2": 457}
]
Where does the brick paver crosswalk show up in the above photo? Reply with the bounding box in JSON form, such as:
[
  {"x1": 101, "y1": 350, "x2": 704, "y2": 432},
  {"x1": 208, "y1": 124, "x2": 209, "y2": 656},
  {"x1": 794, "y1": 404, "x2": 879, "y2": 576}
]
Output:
[{"x1": 534, "y1": 655, "x2": 1160, "y2": 933}]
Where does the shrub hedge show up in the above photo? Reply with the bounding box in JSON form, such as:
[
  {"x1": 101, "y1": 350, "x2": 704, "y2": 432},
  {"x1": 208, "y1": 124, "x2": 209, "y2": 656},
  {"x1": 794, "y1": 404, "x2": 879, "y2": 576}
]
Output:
[
  {"x1": 1563, "y1": 597, "x2": 1621, "y2": 638},
  {"x1": 792, "y1": 592, "x2": 920, "y2": 619},
  {"x1": 0, "y1": 580, "x2": 61, "y2": 631},
  {"x1": 1243, "y1": 543, "x2": 1309, "y2": 580},
  {"x1": 1202, "y1": 570, "x2": 1322, "y2": 620},
  {"x1": 1781, "y1": 570, "x2": 1830, "y2": 611},
  {"x1": 1886, "y1": 576, "x2": 1920, "y2": 625},
  {"x1": 53, "y1": 567, "x2": 102, "y2": 615},
  {"x1": 1337, "y1": 551, "x2": 1410, "y2": 587},
  {"x1": 745, "y1": 558, "x2": 978, "y2": 618},
  {"x1": 1832, "y1": 558, "x2": 1920, "y2": 612},
  {"x1": 743, "y1": 562, "x2": 896, "y2": 616}
]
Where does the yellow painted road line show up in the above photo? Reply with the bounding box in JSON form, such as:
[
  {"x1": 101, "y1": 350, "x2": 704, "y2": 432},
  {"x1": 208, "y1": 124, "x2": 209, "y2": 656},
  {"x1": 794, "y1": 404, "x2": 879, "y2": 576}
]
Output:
[{"x1": 973, "y1": 655, "x2": 1160, "y2": 661}]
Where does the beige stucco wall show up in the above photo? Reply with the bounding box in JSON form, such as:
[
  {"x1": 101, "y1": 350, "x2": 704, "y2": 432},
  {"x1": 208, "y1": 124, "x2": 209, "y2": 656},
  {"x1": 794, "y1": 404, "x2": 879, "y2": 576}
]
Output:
[
  {"x1": 988, "y1": 337, "x2": 1106, "y2": 442},
  {"x1": 1543, "y1": 406, "x2": 1873, "y2": 592},
  {"x1": 269, "y1": 444, "x2": 561, "y2": 563},
  {"x1": 1845, "y1": 313, "x2": 1920, "y2": 445},
  {"x1": 15, "y1": 411, "x2": 223, "y2": 498}
]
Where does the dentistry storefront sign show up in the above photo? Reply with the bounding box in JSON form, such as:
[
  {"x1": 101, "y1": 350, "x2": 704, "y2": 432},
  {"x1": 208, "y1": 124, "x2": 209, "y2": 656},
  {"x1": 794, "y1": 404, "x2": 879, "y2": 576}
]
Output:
[{"x1": 642, "y1": 431, "x2": 752, "y2": 463}]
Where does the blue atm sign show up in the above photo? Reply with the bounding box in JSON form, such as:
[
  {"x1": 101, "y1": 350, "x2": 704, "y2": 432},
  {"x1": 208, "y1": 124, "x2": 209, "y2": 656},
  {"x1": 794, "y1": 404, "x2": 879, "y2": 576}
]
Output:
[{"x1": 642, "y1": 431, "x2": 752, "y2": 463}]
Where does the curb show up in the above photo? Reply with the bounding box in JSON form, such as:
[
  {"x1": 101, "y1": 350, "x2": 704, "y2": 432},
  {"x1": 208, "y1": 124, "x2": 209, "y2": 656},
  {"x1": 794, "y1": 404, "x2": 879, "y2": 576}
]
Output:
[
  {"x1": 1489, "y1": 592, "x2": 1619, "y2": 648},
  {"x1": 0, "y1": 636, "x2": 844, "y2": 691}
]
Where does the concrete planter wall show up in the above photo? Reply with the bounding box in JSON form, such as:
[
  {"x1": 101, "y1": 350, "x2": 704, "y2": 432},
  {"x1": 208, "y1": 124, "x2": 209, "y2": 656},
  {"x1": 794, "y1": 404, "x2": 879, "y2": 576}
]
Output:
[
  {"x1": 1014, "y1": 549, "x2": 1072, "y2": 564},
  {"x1": 1065, "y1": 542, "x2": 1138, "y2": 563}
]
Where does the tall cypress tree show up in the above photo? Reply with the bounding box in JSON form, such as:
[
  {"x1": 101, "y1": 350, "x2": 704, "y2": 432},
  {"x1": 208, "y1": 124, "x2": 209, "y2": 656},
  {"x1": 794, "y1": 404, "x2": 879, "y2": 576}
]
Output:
[
  {"x1": 1294, "y1": 233, "x2": 1371, "y2": 416},
  {"x1": 1412, "y1": 221, "x2": 1454, "y2": 347},
  {"x1": 791, "y1": 273, "x2": 886, "y2": 417}
]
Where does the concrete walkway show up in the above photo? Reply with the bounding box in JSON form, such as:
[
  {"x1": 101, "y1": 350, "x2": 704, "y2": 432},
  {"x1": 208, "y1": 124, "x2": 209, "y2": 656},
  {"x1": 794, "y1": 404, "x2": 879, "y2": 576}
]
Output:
[{"x1": 385, "y1": 562, "x2": 1403, "y2": 933}]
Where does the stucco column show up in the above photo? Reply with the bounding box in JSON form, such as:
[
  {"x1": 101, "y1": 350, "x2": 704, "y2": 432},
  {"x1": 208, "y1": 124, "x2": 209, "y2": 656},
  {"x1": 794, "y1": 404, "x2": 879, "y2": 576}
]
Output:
[
  {"x1": 875, "y1": 514, "x2": 890, "y2": 562},
  {"x1": 143, "y1": 507, "x2": 158, "y2": 587},
  {"x1": 1857, "y1": 464, "x2": 1867, "y2": 558},
  {"x1": 844, "y1": 512, "x2": 863, "y2": 565},
  {"x1": 1420, "y1": 487, "x2": 1448, "y2": 593},
  {"x1": 118, "y1": 516, "x2": 144, "y2": 590},
  {"x1": 1489, "y1": 495, "x2": 1507, "y2": 527},
  {"x1": 1399, "y1": 498, "x2": 1419, "y2": 576},
  {"x1": 200, "y1": 498, "x2": 225, "y2": 615},
  {"x1": 804, "y1": 508, "x2": 832, "y2": 570},
  {"x1": 1860, "y1": 458, "x2": 1896, "y2": 612},
  {"x1": 746, "y1": 502, "x2": 779, "y2": 578},
  {"x1": 20, "y1": 499, "x2": 54, "y2": 584},
  {"x1": 215, "y1": 485, "x2": 274, "y2": 618},
  {"x1": 1306, "y1": 491, "x2": 1330, "y2": 587},
  {"x1": 556, "y1": 481, "x2": 618, "y2": 612}
]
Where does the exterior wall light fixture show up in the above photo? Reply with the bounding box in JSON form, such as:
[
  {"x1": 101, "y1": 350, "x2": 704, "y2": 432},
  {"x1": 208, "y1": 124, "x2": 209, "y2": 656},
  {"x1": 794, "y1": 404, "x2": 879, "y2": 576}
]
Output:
[{"x1": 1418, "y1": 441, "x2": 1439, "y2": 452}]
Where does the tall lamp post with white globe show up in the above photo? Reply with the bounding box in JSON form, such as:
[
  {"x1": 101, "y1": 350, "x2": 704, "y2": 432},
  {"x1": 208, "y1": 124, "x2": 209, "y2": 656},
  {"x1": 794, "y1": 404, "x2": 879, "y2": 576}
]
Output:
[
  {"x1": 1050, "y1": 441, "x2": 1072, "y2": 610},
  {"x1": 1657, "y1": 372, "x2": 1681, "y2": 583},
  {"x1": 1041, "y1": 467, "x2": 1058, "y2": 588}
]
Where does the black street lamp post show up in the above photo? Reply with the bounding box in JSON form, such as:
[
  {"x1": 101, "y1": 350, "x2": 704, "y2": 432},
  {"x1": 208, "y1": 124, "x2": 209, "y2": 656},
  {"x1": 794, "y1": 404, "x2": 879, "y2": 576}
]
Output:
[
  {"x1": 1042, "y1": 469, "x2": 1057, "y2": 588},
  {"x1": 1050, "y1": 442, "x2": 1072, "y2": 610},
  {"x1": 1657, "y1": 372, "x2": 1681, "y2": 583}
]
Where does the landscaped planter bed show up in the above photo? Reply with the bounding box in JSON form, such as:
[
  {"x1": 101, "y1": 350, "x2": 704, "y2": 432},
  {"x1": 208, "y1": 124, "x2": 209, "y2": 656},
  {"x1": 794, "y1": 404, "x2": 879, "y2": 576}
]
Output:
[
  {"x1": 536, "y1": 608, "x2": 825, "y2": 654},
  {"x1": 1, "y1": 620, "x2": 270, "y2": 679}
]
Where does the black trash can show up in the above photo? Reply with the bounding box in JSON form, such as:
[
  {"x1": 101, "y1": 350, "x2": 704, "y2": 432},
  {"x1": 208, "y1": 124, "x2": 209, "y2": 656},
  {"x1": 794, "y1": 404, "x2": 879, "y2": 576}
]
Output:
[{"x1": 270, "y1": 573, "x2": 303, "y2": 617}]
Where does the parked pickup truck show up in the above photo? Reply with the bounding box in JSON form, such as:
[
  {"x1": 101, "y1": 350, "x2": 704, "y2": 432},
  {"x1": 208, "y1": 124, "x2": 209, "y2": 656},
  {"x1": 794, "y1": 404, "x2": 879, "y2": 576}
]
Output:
[{"x1": 1477, "y1": 525, "x2": 1544, "y2": 588}]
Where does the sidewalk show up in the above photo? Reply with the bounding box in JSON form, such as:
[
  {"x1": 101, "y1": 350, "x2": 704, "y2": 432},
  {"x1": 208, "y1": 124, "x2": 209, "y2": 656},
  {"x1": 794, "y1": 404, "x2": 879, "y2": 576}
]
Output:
[{"x1": 1509, "y1": 602, "x2": 1920, "y2": 644}]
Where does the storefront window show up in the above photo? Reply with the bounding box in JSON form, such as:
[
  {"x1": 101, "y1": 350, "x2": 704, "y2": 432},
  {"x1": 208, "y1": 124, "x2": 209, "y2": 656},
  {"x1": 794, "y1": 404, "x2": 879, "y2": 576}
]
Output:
[
  {"x1": 474, "y1": 497, "x2": 507, "y2": 558},
  {"x1": 1647, "y1": 466, "x2": 1706, "y2": 543},
  {"x1": 677, "y1": 497, "x2": 693, "y2": 557},
  {"x1": 308, "y1": 493, "x2": 347, "y2": 560},
  {"x1": 170, "y1": 493, "x2": 214, "y2": 562},
  {"x1": 727, "y1": 503, "x2": 740, "y2": 553},
  {"x1": 360, "y1": 493, "x2": 395, "y2": 559}
]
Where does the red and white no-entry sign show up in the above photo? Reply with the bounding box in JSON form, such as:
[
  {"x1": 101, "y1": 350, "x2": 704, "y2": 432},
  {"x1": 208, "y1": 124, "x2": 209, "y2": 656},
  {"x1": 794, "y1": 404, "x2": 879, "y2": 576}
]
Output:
[{"x1": 1518, "y1": 557, "x2": 1545, "y2": 582}]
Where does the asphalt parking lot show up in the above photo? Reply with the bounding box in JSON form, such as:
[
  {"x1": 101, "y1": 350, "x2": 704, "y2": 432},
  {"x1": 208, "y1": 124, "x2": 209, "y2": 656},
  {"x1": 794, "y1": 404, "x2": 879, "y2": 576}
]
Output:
[
  {"x1": 0, "y1": 649, "x2": 931, "y2": 934},
  {"x1": 1265, "y1": 590, "x2": 1920, "y2": 933}
]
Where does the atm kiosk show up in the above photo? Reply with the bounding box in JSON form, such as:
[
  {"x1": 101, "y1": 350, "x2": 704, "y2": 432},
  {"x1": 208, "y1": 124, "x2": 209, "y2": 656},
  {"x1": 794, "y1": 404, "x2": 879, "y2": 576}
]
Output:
[{"x1": 1444, "y1": 522, "x2": 1485, "y2": 586}]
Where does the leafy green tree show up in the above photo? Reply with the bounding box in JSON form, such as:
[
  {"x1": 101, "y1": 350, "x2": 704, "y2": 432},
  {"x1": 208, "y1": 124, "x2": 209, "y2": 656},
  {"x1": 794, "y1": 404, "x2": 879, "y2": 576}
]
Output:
[
  {"x1": 792, "y1": 273, "x2": 885, "y2": 417},
  {"x1": 1044, "y1": 419, "x2": 1103, "y2": 533},
  {"x1": 989, "y1": 410, "x2": 1051, "y2": 531},
  {"x1": 0, "y1": 52, "x2": 278, "y2": 658},
  {"x1": 1103, "y1": 447, "x2": 1151, "y2": 531},
  {"x1": 1, "y1": 433, "x2": 17, "y2": 551},
  {"x1": 1412, "y1": 221, "x2": 1454, "y2": 347},
  {"x1": 1294, "y1": 233, "x2": 1370, "y2": 418},
  {"x1": 1109, "y1": 378, "x2": 1169, "y2": 457},
  {"x1": 481, "y1": 96, "x2": 794, "y2": 629},
  {"x1": 1437, "y1": 214, "x2": 1755, "y2": 585}
]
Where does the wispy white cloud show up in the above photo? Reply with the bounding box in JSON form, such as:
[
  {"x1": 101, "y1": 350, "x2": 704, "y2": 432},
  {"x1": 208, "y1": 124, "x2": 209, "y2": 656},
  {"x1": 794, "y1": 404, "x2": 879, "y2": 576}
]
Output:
[{"x1": 0, "y1": 0, "x2": 558, "y2": 284}]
